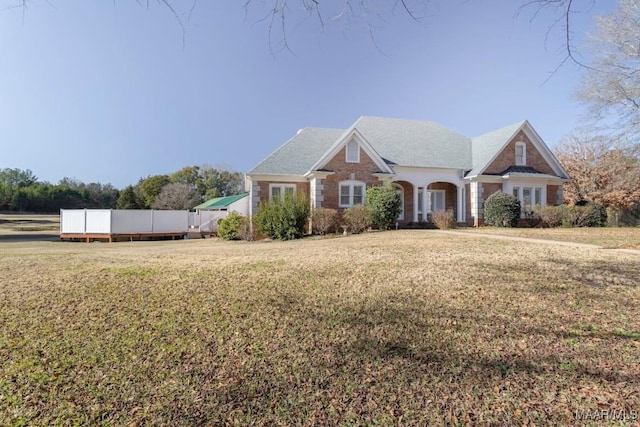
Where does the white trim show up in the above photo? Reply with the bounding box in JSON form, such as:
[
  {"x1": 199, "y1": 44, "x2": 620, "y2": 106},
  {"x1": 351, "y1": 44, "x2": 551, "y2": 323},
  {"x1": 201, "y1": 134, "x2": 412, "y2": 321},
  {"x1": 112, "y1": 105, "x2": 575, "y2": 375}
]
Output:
[
  {"x1": 339, "y1": 180, "x2": 366, "y2": 207},
  {"x1": 269, "y1": 183, "x2": 296, "y2": 200},
  {"x1": 246, "y1": 173, "x2": 307, "y2": 183}
]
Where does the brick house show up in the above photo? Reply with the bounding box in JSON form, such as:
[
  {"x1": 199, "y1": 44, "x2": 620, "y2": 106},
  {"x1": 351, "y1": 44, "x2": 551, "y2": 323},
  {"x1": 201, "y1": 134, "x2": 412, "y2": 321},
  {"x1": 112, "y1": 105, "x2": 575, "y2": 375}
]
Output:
[{"x1": 246, "y1": 117, "x2": 570, "y2": 226}]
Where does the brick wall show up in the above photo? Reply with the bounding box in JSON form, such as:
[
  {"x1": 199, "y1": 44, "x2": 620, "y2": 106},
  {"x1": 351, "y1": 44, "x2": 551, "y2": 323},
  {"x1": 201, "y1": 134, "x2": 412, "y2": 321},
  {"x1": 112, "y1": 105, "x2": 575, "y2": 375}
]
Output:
[
  {"x1": 484, "y1": 131, "x2": 555, "y2": 175},
  {"x1": 322, "y1": 145, "x2": 383, "y2": 210},
  {"x1": 482, "y1": 183, "x2": 503, "y2": 200},
  {"x1": 547, "y1": 185, "x2": 562, "y2": 206}
]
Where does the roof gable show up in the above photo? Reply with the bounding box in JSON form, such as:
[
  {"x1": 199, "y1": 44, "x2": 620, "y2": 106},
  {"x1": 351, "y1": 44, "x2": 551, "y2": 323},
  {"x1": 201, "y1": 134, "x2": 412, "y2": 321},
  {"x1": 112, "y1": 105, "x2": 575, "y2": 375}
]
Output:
[
  {"x1": 469, "y1": 120, "x2": 569, "y2": 179},
  {"x1": 310, "y1": 128, "x2": 394, "y2": 174},
  {"x1": 248, "y1": 127, "x2": 345, "y2": 176}
]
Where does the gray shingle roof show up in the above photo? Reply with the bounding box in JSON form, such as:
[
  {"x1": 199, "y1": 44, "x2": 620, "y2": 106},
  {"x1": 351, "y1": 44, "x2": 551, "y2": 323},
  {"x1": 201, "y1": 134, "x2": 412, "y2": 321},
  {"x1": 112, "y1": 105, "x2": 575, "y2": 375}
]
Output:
[
  {"x1": 468, "y1": 121, "x2": 525, "y2": 177},
  {"x1": 248, "y1": 127, "x2": 345, "y2": 175},
  {"x1": 248, "y1": 117, "x2": 552, "y2": 178},
  {"x1": 352, "y1": 117, "x2": 472, "y2": 169}
]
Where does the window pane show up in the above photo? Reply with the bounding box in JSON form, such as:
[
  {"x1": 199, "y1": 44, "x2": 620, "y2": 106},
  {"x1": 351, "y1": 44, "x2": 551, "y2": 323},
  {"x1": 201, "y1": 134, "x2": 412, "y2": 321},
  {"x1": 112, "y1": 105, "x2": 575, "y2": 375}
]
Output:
[
  {"x1": 353, "y1": 185, "x2": 364, "y2": 205},
  {"x1": 340, "y1": 185, "x2": 350, "y2": 206},
  {"x1": 430, "y1": 191, "x2": 444, "y2": 212},
  {"x1": 435, "y1": 192, "x2": 444, "y2": 211},
  {"x1": 418, "y1": 192, "x2": 423, "y2": 213},
  {"x1": 271, "y1": 187, "x2": 281, "y2": 199},
  {"x1": 346, "y1": 140, "x2": 359, "y2": 163},
  {"x1": 284, "y1": 186, "x2": 295, "y2": 197},
  {"x1": 523, "y1": 188, "x2": 531, "y2": 208},
  {"x1": 513, "y1": 187, "x2": 519, "y2": 198},
  {"x1": 516, "y1": 144, "x2": 525, "y2": 165},
  {"x1": 534, "y1": 188, "x2": 541, "y2": 205}
]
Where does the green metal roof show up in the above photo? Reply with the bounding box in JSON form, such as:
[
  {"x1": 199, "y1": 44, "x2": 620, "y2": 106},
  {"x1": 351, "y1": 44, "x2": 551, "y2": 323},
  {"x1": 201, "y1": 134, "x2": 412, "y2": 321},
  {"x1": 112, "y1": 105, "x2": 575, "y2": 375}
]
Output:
[{"x1": 194, "y1": 193, "x2": 248, "y2": 210}]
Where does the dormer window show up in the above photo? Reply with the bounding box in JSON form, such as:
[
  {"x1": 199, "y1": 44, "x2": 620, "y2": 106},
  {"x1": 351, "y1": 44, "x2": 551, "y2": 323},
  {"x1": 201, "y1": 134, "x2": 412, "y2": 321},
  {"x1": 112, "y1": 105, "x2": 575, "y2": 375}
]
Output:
[
  {"x1": 515, "y1": 142, "x2": 526, "y2": 166},
  {"x1": 346, "y1": 140, "x2": 360, "y2": 163}
]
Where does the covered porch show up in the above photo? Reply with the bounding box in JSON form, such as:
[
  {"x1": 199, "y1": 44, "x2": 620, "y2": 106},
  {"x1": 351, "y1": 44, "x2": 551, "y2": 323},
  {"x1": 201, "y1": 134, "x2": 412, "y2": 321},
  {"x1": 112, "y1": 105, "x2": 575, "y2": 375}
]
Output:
[{"x1": 393, "y1": 180, "x2": 465, "y2": 225}]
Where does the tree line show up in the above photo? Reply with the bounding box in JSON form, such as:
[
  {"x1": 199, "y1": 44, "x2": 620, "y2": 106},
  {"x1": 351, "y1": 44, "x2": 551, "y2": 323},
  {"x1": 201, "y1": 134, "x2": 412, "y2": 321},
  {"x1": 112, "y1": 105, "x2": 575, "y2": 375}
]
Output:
[{"x1": 0, "y1": 165, "x2": 244, "y2": 213}]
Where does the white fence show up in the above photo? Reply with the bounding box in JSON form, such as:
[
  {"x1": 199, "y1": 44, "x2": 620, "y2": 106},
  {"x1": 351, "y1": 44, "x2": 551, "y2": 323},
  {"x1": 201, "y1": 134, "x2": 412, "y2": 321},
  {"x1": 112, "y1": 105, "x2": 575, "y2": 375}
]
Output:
[{"x1": 61, "y1": 209, "x2": 191, "y2": 235}]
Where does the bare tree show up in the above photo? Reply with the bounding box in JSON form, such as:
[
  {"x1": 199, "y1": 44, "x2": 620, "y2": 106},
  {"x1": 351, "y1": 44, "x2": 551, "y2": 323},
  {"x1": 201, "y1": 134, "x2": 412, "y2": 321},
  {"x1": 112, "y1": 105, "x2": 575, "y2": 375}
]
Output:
[
  {"x1": 576, "y1": 0, "x2": 640, "y2": 138},
  {"x1": 2, "y1": 1, "x2": 596, "y2": 57},
  {"x1": 151, "y1": 182, "x2": 200, "y2": 210}
]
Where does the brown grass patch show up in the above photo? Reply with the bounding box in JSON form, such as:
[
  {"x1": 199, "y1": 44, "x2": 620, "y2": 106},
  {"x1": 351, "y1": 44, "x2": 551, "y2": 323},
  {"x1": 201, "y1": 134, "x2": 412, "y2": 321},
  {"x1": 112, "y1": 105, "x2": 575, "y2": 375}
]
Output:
[
  {"x1": 0, "y1": 214, "x2": 60, "y2": 234},
  {"x1": 1, "y1": 231, "x2": 639, "y2": 425}
]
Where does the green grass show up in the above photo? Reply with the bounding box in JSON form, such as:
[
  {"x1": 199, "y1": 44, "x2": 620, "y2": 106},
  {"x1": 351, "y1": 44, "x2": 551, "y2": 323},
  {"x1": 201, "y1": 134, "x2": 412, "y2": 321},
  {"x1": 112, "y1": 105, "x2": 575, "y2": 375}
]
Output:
[{"x1": 1, "y1": 231, "x2": 639, "y2": 425}]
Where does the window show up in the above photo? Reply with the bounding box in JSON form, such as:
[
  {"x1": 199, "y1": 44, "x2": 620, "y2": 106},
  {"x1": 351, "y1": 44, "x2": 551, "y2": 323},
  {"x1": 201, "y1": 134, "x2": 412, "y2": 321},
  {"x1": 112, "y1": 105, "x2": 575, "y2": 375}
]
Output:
[
  {"x1": 429, "y1": 190, "x2": 445, "y2": 213},
  {"x1": 346, "y1": 140, "x2": 360, "y2": 163},
  {"x1": 515, "y1": 142, "x2": 526, "y2": 166},
  {"x1": 269, "y1": 184, "x2": 296, "y2": 200},
  {"x1": 512, "y1": 186, "x2": 543, "y2": 214},
  {"x1": 339, "y1": 181, "x2": 366, "y2": 207}
]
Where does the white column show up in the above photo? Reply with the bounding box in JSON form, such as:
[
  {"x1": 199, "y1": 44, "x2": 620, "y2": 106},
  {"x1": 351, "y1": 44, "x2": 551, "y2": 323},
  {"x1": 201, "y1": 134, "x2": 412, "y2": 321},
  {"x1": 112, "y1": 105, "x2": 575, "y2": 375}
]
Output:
[
  {"x1": 457, "y1": 185, "x2": 464, "y2": 223},
  {"x1": 413, "y1": 185, "x2": 419, "y2": 223},
  {"x1": 421, "y1": 187, "x2": 428, "y2": 222}
]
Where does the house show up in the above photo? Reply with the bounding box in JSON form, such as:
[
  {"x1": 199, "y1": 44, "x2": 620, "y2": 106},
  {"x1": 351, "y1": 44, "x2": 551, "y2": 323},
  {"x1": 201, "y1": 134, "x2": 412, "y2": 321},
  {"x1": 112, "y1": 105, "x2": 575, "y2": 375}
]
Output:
[{"x1": 246, "y1": 117, "x2": 570, "y2": 226}]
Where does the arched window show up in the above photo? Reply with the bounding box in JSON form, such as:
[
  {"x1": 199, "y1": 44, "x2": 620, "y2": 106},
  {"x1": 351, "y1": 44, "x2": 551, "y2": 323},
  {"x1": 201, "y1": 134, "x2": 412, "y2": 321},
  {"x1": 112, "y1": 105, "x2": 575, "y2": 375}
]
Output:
[{"x1": 345, "y1": 140, "x2": 360, "y2": 163}]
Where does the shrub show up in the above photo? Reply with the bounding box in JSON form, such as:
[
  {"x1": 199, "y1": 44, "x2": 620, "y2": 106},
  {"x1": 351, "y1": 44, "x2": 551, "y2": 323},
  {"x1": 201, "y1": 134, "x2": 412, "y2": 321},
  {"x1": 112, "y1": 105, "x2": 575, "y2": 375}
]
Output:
[
  {"x1": 569, "y1": 202, "x2": 607, "y2": 227},
  {"x1": 532, "y1": 205, "x2": 565, "y2": 227},
  {"x1": 484, "y1": 191, "x2": 521, "y2": 227},
  {"x1": 533, "y1": 203, "x2": 607, "y2": 228},
  {"x1": 311, "y1": 208, "x2": 338, "y2": 235},
  {"x1": 254, "y1": 193, "x2": 310, "y2": 240},
  {"x1": 238, "y1": 217, "x2": 256, "y2": 241},
  {"x1": 365, "y1": 185, "x2": 401, "y2": 230},
  {"x1": 343, "y1": 205, "x2": 371, "y2": 234},
  {"x1": 217, "y1": 211, "x2": 247, "y2": 240},
  {"x1": 431, "y1": 208, "x2": 456, "y2": 229}
]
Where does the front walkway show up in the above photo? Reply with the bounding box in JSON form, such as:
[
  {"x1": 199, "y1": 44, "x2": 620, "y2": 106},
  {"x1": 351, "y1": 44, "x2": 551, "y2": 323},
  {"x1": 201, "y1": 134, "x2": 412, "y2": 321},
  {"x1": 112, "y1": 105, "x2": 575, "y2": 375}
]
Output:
[{"x1": 434, "y1": 230, "x2": 640, "y2": 255}]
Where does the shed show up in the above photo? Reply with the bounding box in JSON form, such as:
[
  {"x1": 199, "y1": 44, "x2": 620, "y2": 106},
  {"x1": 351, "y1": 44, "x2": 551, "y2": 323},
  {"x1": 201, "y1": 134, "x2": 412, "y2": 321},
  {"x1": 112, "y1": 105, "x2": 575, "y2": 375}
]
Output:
[{"x1": 194, "y1": 193, "x2": 249, "y2": 216}]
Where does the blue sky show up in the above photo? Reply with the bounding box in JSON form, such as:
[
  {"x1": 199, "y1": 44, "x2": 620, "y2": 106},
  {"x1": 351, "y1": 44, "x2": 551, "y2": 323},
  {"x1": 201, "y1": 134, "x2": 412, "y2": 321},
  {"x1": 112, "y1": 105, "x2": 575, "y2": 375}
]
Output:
[{"x1": 0, "y1": 1, "x2": 615, "y2": 189}]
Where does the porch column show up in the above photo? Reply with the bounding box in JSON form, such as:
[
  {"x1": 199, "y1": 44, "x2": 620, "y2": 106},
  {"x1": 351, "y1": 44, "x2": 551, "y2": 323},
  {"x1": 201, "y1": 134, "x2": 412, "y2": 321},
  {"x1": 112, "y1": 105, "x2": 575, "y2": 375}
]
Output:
[
  {"x1": 421, "y1": 186, "x2": 428, "y2": 221},
  {"x1": 413, "y1": 185, "x2": 419, "y2": 223},
  {"x1": 457, "y1": 185, "x2": 464, "y2": 223}
]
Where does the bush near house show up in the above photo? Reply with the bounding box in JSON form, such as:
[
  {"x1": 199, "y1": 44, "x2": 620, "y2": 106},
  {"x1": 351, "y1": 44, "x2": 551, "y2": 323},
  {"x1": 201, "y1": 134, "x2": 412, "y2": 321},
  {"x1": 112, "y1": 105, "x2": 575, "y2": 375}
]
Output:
[
  {"x1": 311, "y1": 208, "x2": 339, "y2": 235},
  {"x1": 365, "y1": 185, "x2": 402, "y2": 230},
  {"x1": 255, "y1": 193, "x2": 310, "y2": 240},
  {"x1": 431, "y1": 208, "x2": 457, "y2": 230},
  {"x1": 343, "y1": 205, "x2": 371, "y2": 234},
  {"x1": 532, "y1": 203, "x2": 607, "y2": 228},
  {"x1": 484, "y1": 192, "x2": 521, "y2": 227},
  {"x1": 217, "y1": 211, "x2": 248, "y2": 240}
]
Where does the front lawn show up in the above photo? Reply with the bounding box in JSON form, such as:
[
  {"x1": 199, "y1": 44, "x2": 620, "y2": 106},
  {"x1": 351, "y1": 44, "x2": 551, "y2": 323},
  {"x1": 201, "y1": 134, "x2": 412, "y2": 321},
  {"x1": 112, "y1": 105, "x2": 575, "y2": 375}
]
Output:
[
  {"x1": 1, "y1": 231, "x2": 638, "y2": 425},
  {"x1": 460, "y1": 226, "x2": 640, "y2": 249}
]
